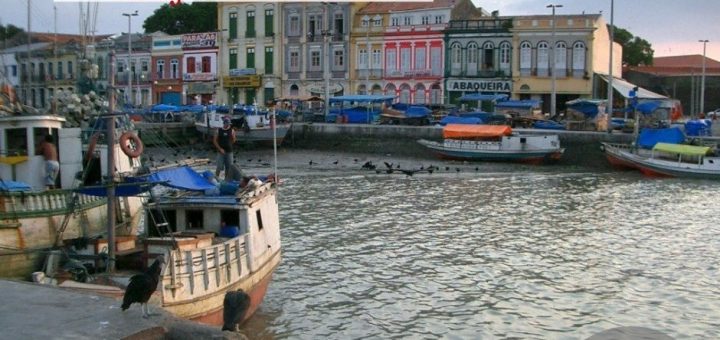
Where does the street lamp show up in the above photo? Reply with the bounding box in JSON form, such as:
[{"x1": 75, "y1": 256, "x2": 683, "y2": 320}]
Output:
[
  {"x1": 606, "y1": 0, "x2": 614, "y2": 132},
  {"x1": 363, "y1": 18, "x2": 370, "y2": 94},
  {"x1": 547, "y1": 4, "x2": 562, "y2": 118},
  {"x1": 122, "y1": 10, "x2": 138, "y2": 107},
  {"x1": 699, "y1": 39, "x2": 709, "y2": 117}
]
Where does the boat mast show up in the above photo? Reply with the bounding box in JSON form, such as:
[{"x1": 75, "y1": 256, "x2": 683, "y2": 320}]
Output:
[{"x1": 106, "y1": 50, "x2": 117, "y2": 273}]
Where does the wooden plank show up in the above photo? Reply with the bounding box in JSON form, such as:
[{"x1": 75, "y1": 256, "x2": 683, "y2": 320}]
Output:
[
  {"x1": 224, "y1": 243, "x2": 231, "y2": 283},
  {"x1": 169, "y1": 252, "x2": 176, "y2": 299},
  {"x1": 235, "y1": 238, "x2": 242, "y2": 276},
  {"x1": 202, "y1": 249, "x2": 209, "y2": 291},
  {"x1": 214, "y1": 246, "x2": 220, "y2": 287}
]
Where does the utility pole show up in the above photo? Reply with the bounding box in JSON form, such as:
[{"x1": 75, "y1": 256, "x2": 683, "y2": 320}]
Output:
[
  {"x1": 122, "y1": 10, "x2": 138, "y2": 107},
  {"x1": 699, "y1": 39, "x2": 709, "y2": 117},
  {"x1": 606, "y1": 0, "x2": 614, "y2": 132}
]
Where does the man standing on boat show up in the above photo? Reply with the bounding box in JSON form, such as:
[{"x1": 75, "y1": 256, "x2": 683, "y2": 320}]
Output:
[
  {"x1": 37, "y1": 134, "x2": 59, "y2": 189},
  {"x1": 213, "y1": 116, "x2": 236, "y2": 179}
]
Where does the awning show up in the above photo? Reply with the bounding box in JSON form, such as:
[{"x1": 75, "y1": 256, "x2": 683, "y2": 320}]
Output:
[
  {"x1": 443, "y1": 124, "x2": 512, "y2": 139},
  {"x1": 653, "y1": 143, "x2": 709, "y2": 156},
  {"x1": 598, "y1": 75, "x2": 667, "y2": 99}
]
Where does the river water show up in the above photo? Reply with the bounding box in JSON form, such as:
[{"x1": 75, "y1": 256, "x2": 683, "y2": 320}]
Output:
[{"x1": 231, "y1": 150, "x2": 720, "y2": 339}]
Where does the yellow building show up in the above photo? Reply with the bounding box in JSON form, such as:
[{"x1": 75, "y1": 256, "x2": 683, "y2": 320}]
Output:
[
  {"x1": 349, "y1": 2, "x2": 385, "y2": 95},
  {"x1": 511, "y1": 14, "x2": 622, "y2": 114}
]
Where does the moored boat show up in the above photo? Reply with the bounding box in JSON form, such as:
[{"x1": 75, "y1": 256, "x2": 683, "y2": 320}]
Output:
[
  {"x1": 196, "y1": 105, "x2": 291, "y2": 145},
  {"x1": 601, "y1": 142, "x2": 720, "y2": 179},
  {"x1": 418, "y1": 124, "x2": 564, "y2": 163}
]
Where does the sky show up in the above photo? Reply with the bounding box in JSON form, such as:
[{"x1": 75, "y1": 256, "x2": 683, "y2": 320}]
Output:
[{"x1": 2, "y1": 0, "x2": 720, "y2": 61}]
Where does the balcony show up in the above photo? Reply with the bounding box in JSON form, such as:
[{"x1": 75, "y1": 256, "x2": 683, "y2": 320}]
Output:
[
  {"x1": 355, "y1": 69, "x2": 384, "y2": 79},
  {"x1": 446, "y1": 19, "x2": 513, "y2": 33},
  {"x1": 386, "y1": 69, "x2": 441, "y2": 78}
]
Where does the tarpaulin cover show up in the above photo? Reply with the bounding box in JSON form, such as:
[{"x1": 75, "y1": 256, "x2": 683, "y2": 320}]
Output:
[
  {"x1": 458, "y1": 93, "x2": 509, "y2": 102},
  {"x1": 405, "y1": 106, "x2": 432, "y2": 118},
  {"x1": 566, "y1": 99, "x2": 606, "y2": 118},
  {"x1": 147, "y1": 166, "x2": 217, "y2": 192},
  {"x1": 654, "y1": 143, "x2": 710, "y2": 156},
  {"x1": 495, "y1": 100, "x2": 541, "y2": 109},
  {"x1": 635, "y1": 100, "x2": 662, "y2": 115},
  {"x1": 439, "y1": 116, "x2": 483, "y2": 125},
  {"x1": 150, "y1": 104, "x2": 181, "y2": 112},
  {"x1": 637, "y1": 127, "x2": 685, "y2": 149},
  {"x1": 684, "y1": 120, "x2": 713, "y2": 137},
  {"x1": 443, "y1": 124, "x2": 512, "y2": 139},
  {"x1": 77, "y1": 178, "x2": 158, "y2": 197},
  {"x1": 0, "y1": 180, "x2": 32, "y2": 192}
]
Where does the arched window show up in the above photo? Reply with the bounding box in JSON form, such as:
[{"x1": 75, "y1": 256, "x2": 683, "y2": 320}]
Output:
[
  {"x1": 466, "y1": 42, "x2": 478, "y2": 76},
  {"x1": 572, "y1": 41, "x2": 586, "y2": 77},
  {"x1": 385, "y1": 83, "x2": 396, "y2": 97},
  {"x1": 156, "y1": 59, "x2": 165, "y2": 79},
  {"x1": 290, "y1": 84, "x2": 299, "y2": 96},
  {"x1": 555, "y1": 41, "x2": 567, "y2": 77},
  {"x1": 371, "y1": 84, "x2": 382, "y2": 95},
  {"x1": 357, "y1": 84, "x2": 367, "y2": 95},
  {"x1": 451, "y1": 43, "x2": 462, "y2": 76},
  {"x1": 520, "y1": 41, "x2": 531, "y2": 76},
  {"x1": 430, "y1": 84, "x2": 442, "y2": 104},
  {"x1": 537, "y1": 41, "x2": 549, "y2": 76},
  {"x1": 399, "y1": 84, "x2": 411, "y2": 104},
  {"x1": 415, "y1": 84, "x2": 426, "y2": 104},
  {"x1": 482, "y1": 41, "x2": 494, "y2": 70},
  {"x1": 499, "y1": 41, "x2": 511, "y2": 75}
]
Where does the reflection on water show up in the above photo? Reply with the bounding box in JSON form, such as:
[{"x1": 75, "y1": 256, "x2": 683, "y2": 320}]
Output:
[{"x1": 238, "y1": 153, "x2": 720, "y2": 339}]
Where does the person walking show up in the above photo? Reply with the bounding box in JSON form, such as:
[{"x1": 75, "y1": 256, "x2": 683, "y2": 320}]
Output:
[
  {"x1": 37, "y1": 134, "x2": 59, "y2": 189},
  {"x1": 213, "y1": 116, "x2": 236, "y2": 179}
]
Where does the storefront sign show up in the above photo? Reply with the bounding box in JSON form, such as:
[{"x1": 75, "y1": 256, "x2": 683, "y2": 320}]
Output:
[
  {"x1": 182, "y1": 32, "x2": 217, "y2": 49},
  {"x1": 186, "y1": 82, "x2": 215, "y2": 94},
  {"x1": 447, "y1": 79, "x2": 512, "y2": 92},
  {"x1": 309, "y1": 83, "x2": 343, "y2": 94},
  {"x1": 229, "y1": 68, "x2": 256, "y2": 76},
  {"x1": 223, "y1": 75, "x2": 262, "y2": 88},
  {"x1": 184, "y1": 73, "x2": 216, "y2": 81}
]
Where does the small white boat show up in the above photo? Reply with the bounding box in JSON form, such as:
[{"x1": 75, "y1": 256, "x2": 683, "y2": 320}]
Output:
[
  {"x1": 418, "y1": 124, "x2": 564, "y2": 164},
  {"x1": 196, "y1": 107, "x2": 291, "y2": 145},
  {"x1": 602, "y1": 142, "x2": 720, "y2": 179}
]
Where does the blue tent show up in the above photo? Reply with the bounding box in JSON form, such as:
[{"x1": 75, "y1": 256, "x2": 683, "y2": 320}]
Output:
[
  {"x1": 150, "y1": 104, "x2": 181, "y2": 112},
  {"x1": 637, "y1": 127, "x2": 685, "y2": 149},
  {"x1": 566, "y1": 99, "x2": 605, "y2": 118},
  {"x1": 458, "y1": 93, "x2": 509, "y2": 102},
  {"x1": 77, "y1": 166, "x2": 218, "y2": 197}
]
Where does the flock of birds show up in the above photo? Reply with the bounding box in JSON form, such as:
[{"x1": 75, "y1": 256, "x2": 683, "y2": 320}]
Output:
[{"x1": 308, "y1": 158, "x2": 487, "y2": 176}]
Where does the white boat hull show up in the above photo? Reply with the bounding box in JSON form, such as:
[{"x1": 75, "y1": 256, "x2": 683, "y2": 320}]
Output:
[{"x1": 602, "y1": 142, "x2": 720, "y2": 179}]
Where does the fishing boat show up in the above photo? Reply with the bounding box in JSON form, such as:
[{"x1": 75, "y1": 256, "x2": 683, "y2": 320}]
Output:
[
  {"x1": 417, "y1": 124, "x2": 564, "y2": 163},
  {"x1": 0, "y1": 113, "x2": 144, "y2": 279},
  {"x1": 195, "y1": 104, "x2": 291, "y2": 145},
  {"x1": 601, "y1": 142, "x2": 720, "y2": 179}
]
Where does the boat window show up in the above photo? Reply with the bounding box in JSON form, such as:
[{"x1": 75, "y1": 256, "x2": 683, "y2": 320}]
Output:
[
  {"x1": 255, "y1": 209, "x2": 264, "y2": 231},
  {"x1": 5, "y1": 128, "x2": 28, "y2": 156},
  {"x1": 220, "y1": 209, "x2": 240, "y2": 229},
  {"x1": 186, "y1": 210, "x2": 204, "y2": 229}
]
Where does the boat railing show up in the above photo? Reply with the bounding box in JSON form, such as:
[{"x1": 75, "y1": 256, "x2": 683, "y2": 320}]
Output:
[
  {"x1": 0, "y1": 190, "x2": 105, "y2": 220},
  {"x1": 443, "y1": 139, "x2": 502, "y2": 151},
  {"x1": 162, "y1": 234, "x2": 249, "y2": 302}
]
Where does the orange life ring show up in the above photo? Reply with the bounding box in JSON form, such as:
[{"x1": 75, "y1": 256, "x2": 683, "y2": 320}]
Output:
[
  {"x1": 85, "y1": 132, "x2": 101, "y2": 162},
  {"x1": 119, "y1": 132, "x2": 144, "y2": 158}
]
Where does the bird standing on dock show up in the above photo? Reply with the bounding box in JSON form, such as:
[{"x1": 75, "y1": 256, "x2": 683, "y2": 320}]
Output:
[{"x1": 121, "y1": 256, "x2": 165, "y2": 318}]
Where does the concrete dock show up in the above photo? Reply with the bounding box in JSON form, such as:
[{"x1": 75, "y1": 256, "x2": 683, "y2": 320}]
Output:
[{"x1": 0, "y1": 280, "x2": 242, "y2": 340}]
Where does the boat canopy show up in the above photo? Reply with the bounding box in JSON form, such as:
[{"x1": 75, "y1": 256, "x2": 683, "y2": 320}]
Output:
[
  {"x1": 443, "y1": 124, "x2": 512, "y2": 139},
  {"x1": 458, "y1": 93, "x2": 509, "y2": 102},
  {"x1": 653, "y1": 143, "x2": 710, "y2": 156},
  {"x1": 565, "y1": 99, "x2": 606, "y2": 118},
  {"x1": 495, "y1": 100, "x2": 541, "y2": 109},
  {"x1": 637, "y1": 127, "x2": 685, "y2": 149},
  {"x1": 77, "y1": 166, "x2": 217, "y2": 197}
]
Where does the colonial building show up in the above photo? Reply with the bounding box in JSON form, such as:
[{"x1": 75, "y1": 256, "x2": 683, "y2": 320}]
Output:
[
  {"x1": 151, "y1": 33, "x2": 184, "y2": 105},
  {"x1": 181, "y1": 32, "x2": 218, "y2": 105},
  {"x1": 358, "y1": 0, "x2": 485, "y2": 105},
  {"x1": 350, "y1": 3, "x2": 384, "y2": 95},
  {"x1": 445, "y1": 15, "x2": 513, "y2": 106},
  {"x1": 217, "y1": 2, "x2": 283, "y2": 105},
  {"x1": 510, "y1": 14, "x2": 621, "y2": 114},
  {"x1": 115, "y1": 33, "x2": 153, "y2": 107},
  {"x1": 282, "y1": 2, "x2": 351, "y2": 100}
]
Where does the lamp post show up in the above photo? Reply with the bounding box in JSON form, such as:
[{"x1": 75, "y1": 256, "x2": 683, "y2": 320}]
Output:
[
  {"x1": 363, "y1": 18, "x2": 370, "y2": 94},
  {"x1": 699, "y1": 39, "x2": 709, "y2": 117},
  {"x1": 122, "y1": 10, "x2": 138, "y2": 107},
  {"x1": 321, "y1": 3, "x2": 334, "y2": 117},
  {"x1": 606, "y1": 0, "x2": 614, "y2": 132},
  {"x1": 547, "y1": 4, "x2": 562, "y2": 118}
]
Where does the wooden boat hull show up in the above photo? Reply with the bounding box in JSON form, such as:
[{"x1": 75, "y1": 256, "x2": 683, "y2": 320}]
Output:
[
  {"x1": 418, "y1": 138, "x2": 564, "y2": 163},
  {"x1": 0, "y1": 192, "x2": 143, "y2": 279},
  {"x1": 602, "y1": 142, "x2": 720, "y2": 179}
]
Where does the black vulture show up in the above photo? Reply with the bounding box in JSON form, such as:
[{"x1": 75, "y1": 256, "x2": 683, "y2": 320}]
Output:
[
  {"x1": 121, "y1": 255, "x2": 165, "y2": 318},
  {"x1": 222, "y1": 290, "x2": 251, "y2": 331}
]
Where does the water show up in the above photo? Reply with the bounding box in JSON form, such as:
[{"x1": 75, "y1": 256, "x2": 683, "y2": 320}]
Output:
[{"x1": 236, "y1": 151, "x2": 720, "y2": 339}]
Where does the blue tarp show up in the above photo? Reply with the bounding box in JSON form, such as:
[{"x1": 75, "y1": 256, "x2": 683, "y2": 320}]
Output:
[
  {"x1": 439, "y1": 116, "x2": 482, "y2": 125},
  {"x1": 459, "y1": 93, "x2": 509, "y2": 102},
  {"x1": 147, "y1": 166, "x2": 217, "y2": 192},
  {"x1": 534, "y1": 120, "x2": 566, "y2": 130},
  {"x1": 495, "y1": 100, "x2": 541, "y2": 109},
  {"x1": 405, "y1": 106, "x2": 432, "y2": 118},
  {"x1": 634, "y1": 100, "x2": 662, "y2": 115},
  {"x1": 566, "y1": 99, "x2": 605, "y2": 118},
  {"x1": 637, "y1": 127, "x2": 685, "y2": 149},
  {"x1": 685, "y1": 119, "x2": 713, "y2": 137},
  {"x1": 0, "y1": 180, "x2": 32, "y2": 192},
  {"x1": 77, "y1": 178, "x2": 158, "y2": 197},
  {"x1": 150, "y1": 104, "x2": 181, "y2": 112}
]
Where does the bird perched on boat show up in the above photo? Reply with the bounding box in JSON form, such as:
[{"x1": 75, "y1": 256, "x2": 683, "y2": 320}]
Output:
[
  {"x1": 222, "y1": 290, "x2": 251, "y2": 331},
  {"x1": 121, "y1": 255, "x2": 165, "y2": 318}
]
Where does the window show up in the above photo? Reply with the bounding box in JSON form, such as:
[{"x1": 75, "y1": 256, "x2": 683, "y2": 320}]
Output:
[
  {"x1": 386, "y1": 49, "x2": 396, "y2": 72},
  {"x1": 483, "y1": 41, "x2": 494, "y2": 69},
  {"x1": 555, "y1": 41, "x2": 567, "y2": 77},
  {"x1": 246, "y1": 48, "x2": 255, "y2": 68},
  {"x1": 265, "y1": 47, "x2": 274, "y2": 74},
  {"x1": 289, "y1": 50, "x2": 299, "y2": 71},
  {"x1": 359, "y1": 48, "x2": 368, "y2": 68},
  {"x1": 361, "y1": 16, "x2": 369, "y2": 27},
  {"x1": 171, "y1": 59, "x2": 179, "y2": 78},
  {"x1": 201, "y1": 56, "x2": 211, "y2": 73},
  {"x1": 290, "y1": 84, "x2": 299, "y2": 96},
  {"x1": 38, "y1": 62, "x2": 45, "y2": 79},
  {"x1": 537, "y1": 41, "x2": 549, "y2": 76},
  {"x1": 47, "y1": 62, "x2": 53, "y2": 79},
  {"x1": 520, "y1": 41, "x2": 532, "y2": 75},
  {"x1": 573, "y1": 41, "x2": 586, "y2": 75},
  {"x1": 310, "y1": 50, "x2": 320, "y2": 69},
  {"x1": 452, "y1": 43, "x2": 462, "y2": 64},
  {"x1": 289, "y1": 16, "x2": 299, "y2": 36},
  {"x1": 435, "y1": 15, "x2": 443, "y2": 24},
  {"x1": 68, "y1": 61, "x2": 73, "y2": 77},
  {"x1": 430, "y1": 47, "x2": 442, "y2": 76},
  {"x1": 333, "y1": 48, "x2": 344, "y2": 69},
  {"x1": 187, "y1": 57, "x2": 196, "y2": 73},
  {"x1": 422, "y1": 16, "x2": 430, "y2": 25},
  {"x1": 141, "y1": 60, "x2": 149, "y2": 72},
  {"x1": 499, "y1": 41, "x2": 511, "y2": 73},
  {"x1": 229, "y1": 48, "x2": 238, "y2": 70},
  {"x1": 334, "y1": 13, "x2": 344, "y2": 36},
  {"x1": 265, "y1": 9, "x2": 274, "y2": 36},
  {"x1": 372, "y1": 49, "x2": 381, "y2": 68},
  {"x1": 467, "y1": 43, "x2": 478, "y2": 64},
  {"x1": 404, "y1": 16, "x2": 412, "y2": 26},
  {"x1": 415, "y1": 47, "x2": 425, "y2": 70},
  {"x1": 11, "y1": 65, "x2": 17, "y2": 77},
  {"x1": 229, "y1": 12, "x2": 238, "y2": 39},
  {"x1": 373, "y1": 15, "x2": 382, "y2": 26},
  {"x1": 391, "y1": 17, "x2": 399, "y2": 26},
  {"x1": 246, "y1": 11, "x2": 256, "y2": 37},
  {"x1": 156, "y1": 59, "x2": 165, "y2": 79},
  {"x1": 415, "y1": 85, "x2": 426, "y2": 104},
  {"x1": 400, "y1": 48, "x2": 410, "y2": 71}
]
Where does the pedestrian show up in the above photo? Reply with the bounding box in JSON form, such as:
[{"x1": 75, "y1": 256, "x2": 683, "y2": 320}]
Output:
[
  {"x1": 213, "y1": 115, "x2": 236, "y2": 179},
  {"x1": 37, "y1": 134, "x2": 59, "y2": 189}
]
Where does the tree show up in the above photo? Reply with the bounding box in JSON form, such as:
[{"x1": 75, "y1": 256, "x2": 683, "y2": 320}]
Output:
[
  {"x1": 611, "y1": 26, "x2": 654, "y2": 66},
  {"x1": 143, "y1": 2, "x2": 217, "y2": 35}
]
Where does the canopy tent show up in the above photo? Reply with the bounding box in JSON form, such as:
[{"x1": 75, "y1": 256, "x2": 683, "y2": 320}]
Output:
[
  {"x1": 598, "y1": 75, "x2": 667, "y2": 99},
  {"x1": 565, "y1": 99, "x2": 607, "y2": 118}
]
